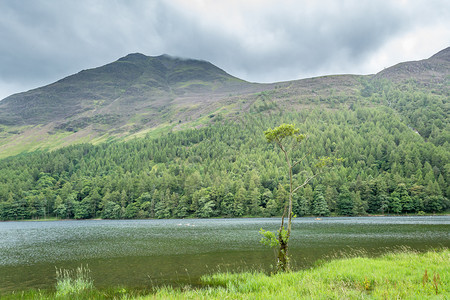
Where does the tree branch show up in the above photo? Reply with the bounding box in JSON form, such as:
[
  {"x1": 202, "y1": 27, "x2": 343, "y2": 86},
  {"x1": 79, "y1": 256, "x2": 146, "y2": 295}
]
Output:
[
  {"x1": 292, "y1": 172, "x2": 320, "y2": 194},
  {"x1": 292, "y1": 153, "x2": 308, "y2": 168}
]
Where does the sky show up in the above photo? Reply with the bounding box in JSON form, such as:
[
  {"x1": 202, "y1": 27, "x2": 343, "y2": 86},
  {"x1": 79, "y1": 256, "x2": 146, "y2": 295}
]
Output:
[{"x1": 0, "y1": 0, "x2": 449, "y2": 100}]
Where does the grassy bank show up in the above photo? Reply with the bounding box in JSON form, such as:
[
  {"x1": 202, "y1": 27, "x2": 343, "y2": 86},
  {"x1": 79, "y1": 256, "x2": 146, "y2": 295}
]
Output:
[
  {"x1": 4, "y1": 249, "x2": 448, "y2": 299},
  {"x1": 146, "y1": 249, "x2": 449, "y2": 299}
]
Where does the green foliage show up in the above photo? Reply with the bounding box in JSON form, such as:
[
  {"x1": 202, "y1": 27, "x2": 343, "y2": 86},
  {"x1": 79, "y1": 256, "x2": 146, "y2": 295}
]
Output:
[
  {"x1": 55, "y1": 265, "x2": 93, "y2": 297},
  {"x1": 2, "y1": 250, "x2": 449, "y2": 299},
  {"x1": 312, "y1": 186, "x2": 330, "y2": 216},
  {"x1": 259, "y1": 228, "x2": 279, "y2": 248},
  {"x1": 0, "y1": 105, "x2": 448, "y2": 221},
  {"x1": 338, "y1": 186, "x2": 354, "y2": 216},
  {"x1": 278, "y1": 227, "x2": 289, "y2": 244},
  {"x1": 150, "y1": 249, "x2": 449, "y2": 299},
  {"x1": 264, "y1": 123, "x2": 306, "y2": 146}
]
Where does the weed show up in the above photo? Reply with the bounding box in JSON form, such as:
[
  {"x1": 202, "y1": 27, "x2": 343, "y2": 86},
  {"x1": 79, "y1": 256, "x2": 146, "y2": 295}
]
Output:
[
  {"x1": 422, "y1": 269, "x2": 442, "y2": 295},
  {"x1": 433, "y1": 273, "x2": 441, "y2": 295},
  {"x1": 422, "y1": 269, "x2": 428, "y2": 287},
  {"x1": 55, "y1": 264, "x2": 93, "y2": 297}
]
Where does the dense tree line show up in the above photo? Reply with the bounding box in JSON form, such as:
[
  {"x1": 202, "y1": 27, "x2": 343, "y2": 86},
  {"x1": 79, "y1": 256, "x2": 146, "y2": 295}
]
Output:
[
  {"x1": 360, "y1": 78, "x2": 448, "y2": 147},
  {"x1": 0, "y1": 96, "x2": 448, "y2": 220}
]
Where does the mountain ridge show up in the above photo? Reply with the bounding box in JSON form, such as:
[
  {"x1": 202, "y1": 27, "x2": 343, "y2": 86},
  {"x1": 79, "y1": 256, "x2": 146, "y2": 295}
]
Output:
[
  {"x1": 375, "y1": 47, "x2": 450, "y2": 82},
  {"x1": 0, "y1": 47, "x2": 448, "y2": 158},
  {"x1": 430, "y1": 46, "x2": 450, "y2": 61},
  {"x1": 0, "y1": 53, "x2": 254, "y2": 125}
]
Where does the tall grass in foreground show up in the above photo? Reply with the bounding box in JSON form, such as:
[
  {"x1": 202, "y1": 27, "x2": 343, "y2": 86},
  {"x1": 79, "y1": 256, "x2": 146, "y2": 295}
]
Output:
[
  {"x1": 143, "y1": 249, "x2": 449, "y2": 299},
  {"x1": 55, "y1": 265, "x2": 93, "y2": 297},
  {"x1": 3, "y1": 249, "x2": 449, "y2": 299}
]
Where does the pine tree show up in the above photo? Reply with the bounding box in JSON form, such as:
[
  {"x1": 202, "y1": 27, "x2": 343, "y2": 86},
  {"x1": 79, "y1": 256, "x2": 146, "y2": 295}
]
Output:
[
  {"x1": 312, "y1": 187, "x2": 330, "y2": 216},
  {"x1": 337, "y1": 186, "x2": 354, "y2": 216}
]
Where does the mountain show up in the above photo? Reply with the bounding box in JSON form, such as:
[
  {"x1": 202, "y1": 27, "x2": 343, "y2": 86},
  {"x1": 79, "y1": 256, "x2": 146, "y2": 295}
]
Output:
[
  {"x1": 0, "y1": 54, "x2": 267, "y2": 156},
  {"x1": 0, "y1": 48, "x2": 448, "y2": 220},
  {"x1": 0, "y1": 53, "x2": 260, "y2": 126},
  {"x1": 0, "y1": 48, "x2": 448, "y2": 158}
]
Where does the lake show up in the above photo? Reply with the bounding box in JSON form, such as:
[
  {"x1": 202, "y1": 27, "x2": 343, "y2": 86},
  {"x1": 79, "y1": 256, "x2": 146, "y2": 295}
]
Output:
[{"x1": 1, "y1": 216, "x2": 449, "y2": 293}]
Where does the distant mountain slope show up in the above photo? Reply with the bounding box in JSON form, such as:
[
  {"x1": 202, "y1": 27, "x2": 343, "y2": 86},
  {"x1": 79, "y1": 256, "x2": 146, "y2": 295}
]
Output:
[
  {"x1": 0, "y1": 53, "x2": 256, "y2": 126},
  {"x1": 0, "y1": 54, "x2": 271, "y2": 157},
  {"x1": 375, "y1": 47, "x2": 450, "y2": 84},
  {"x1": 0, "y1": 47, "x2": 448, "y2": 158}
]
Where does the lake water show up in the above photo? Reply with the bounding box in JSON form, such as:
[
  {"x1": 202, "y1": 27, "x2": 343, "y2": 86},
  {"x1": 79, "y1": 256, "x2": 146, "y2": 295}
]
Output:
[{"x1": 1, "y1": 216, "x2": 449, "y2": 293}]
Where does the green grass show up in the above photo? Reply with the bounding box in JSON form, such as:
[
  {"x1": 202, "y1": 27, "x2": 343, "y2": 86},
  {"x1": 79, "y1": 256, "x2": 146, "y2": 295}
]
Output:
[
  {"x1": 0, "y1": 127, "x2": 75, "y2": 159},
  {"x1": 1, "y1": 287, "x2": 148, "y2": 300},
  {"x1": 143, "y1": 249, "x2": 449, "y2": 299},
  {"x1": 2, "y1": 265, "x2": 149, "y2": 299},
  {"x1": 55, "y1": 265, "x2": 94, "y2": 297},
  {"x1": 3, "y1": 249, "x2": 448, "y2": 299},
  {"x1": 176, "y1": 80, "x2": 214, "y2": 89},
  {"x1": 22, "y1": 217, "x2": 60, "y2": 222},
  {"x1": 128, "y1": 123, "x2": 174, "y2": 140}
]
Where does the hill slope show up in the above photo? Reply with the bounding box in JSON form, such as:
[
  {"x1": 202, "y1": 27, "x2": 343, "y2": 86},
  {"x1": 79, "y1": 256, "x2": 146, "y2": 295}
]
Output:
[
  {"x1": 375, "y1": 47, "x2": 450, "y2": 87},
  {"x1": 0, "y1": 48, "x2": 448, "y2": 220},
  {"x1": 0, "y1": 54, "x2": 267, "y2": 157},
  {"x1": 0, "y1": 53, "x2": 255, "y2": 125},
  {"x1": 0, "y1": 48, "x2": 449, "y2": 158}
]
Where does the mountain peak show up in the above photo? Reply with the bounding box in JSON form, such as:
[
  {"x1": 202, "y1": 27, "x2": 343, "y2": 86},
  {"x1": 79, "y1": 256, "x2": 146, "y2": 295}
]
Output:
[
  {"x1": 0, "y1": 52, "x2": 249, "y2": 126},
  {"x1": 118, "y1": 52, "x2": 148, "y2": 61},
  {"x1": 118, "y1": 53, "x2": 177, "y2": 61},
  {"x1": 117, "y1": 53, "x2": 199, "y2": 64}
]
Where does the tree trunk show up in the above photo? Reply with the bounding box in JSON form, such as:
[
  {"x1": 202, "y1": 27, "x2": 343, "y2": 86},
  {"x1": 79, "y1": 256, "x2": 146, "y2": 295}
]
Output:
[{"x1": 277, "y1": 237, "x2": 289, "y2": 272}]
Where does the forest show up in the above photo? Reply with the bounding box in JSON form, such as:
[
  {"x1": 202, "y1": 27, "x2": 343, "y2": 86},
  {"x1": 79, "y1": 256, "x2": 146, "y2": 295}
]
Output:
[{"x1": 0, "y1": 80, "x2": 448, "y2": 220}]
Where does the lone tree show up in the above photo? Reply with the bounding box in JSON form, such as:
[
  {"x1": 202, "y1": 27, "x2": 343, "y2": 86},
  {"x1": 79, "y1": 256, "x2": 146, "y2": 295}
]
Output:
[{"x1": 260, "y1": 123, "x2": 338, "y2": 272}]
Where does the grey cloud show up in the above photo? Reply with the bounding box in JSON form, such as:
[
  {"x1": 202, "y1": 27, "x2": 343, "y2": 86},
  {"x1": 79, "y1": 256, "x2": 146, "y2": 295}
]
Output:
[
  {"x1": 0, "y1": 0, "x2": 449, "y2": 99},
  {"x1": 220, "y1": 2, "x2": 411, "y2": 79},
  {"x1": 142, "y1": 1, "x2": 414, "y2": 81}
]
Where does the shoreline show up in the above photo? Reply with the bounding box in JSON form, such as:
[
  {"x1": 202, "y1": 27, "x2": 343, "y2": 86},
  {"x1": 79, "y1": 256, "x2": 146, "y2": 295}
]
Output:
[{"x1": 2, "y1": 213, "x2": 449, "y2": 222}]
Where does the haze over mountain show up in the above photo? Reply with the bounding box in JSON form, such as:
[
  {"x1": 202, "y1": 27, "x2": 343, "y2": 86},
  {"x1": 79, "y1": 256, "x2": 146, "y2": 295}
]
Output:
[{"x1": 0, "y1": 47, "x2": 448, "y2": 158}]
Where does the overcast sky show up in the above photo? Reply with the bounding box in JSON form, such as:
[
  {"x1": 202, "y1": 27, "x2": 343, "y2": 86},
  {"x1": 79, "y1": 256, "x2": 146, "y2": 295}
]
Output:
[{"x1": 0, "y1": 0, "x2": 449, "y2": 100}]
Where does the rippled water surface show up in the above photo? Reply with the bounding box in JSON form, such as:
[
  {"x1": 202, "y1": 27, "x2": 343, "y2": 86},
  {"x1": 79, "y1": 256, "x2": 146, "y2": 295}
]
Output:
[{"x1": 1, "y1": 216, "x2": 449, "y2": 293}]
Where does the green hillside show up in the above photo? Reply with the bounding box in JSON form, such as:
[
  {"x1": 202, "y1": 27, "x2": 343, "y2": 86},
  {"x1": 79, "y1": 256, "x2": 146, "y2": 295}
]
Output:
[
  {"x1": 0, "y1": 53, "x2": 264, "y2": 157},
  {"x1": 0, "y1": 49, "x2": 448, "y2": 158},
  {"x1": 0, "y1": 48, "x2": 448, "y2": 220}
]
